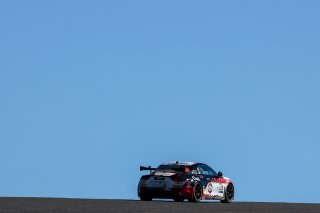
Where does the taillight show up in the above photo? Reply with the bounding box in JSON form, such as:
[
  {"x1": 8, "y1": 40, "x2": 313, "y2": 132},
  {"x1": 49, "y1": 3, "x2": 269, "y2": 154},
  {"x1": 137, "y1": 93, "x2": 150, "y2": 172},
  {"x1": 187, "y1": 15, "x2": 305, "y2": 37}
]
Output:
[
  {"x1": 171, "y1": 176, "x2": 184, "y2": 182},
  {"x1": 172, "y1": 175, "x2": 185, "y2": 188}
]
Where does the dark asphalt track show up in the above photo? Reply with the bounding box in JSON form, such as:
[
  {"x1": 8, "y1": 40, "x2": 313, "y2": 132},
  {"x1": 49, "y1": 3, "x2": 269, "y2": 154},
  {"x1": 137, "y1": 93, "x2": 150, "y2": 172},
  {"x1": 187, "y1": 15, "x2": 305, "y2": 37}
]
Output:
[{"x1": 0, "y1": 197, "x2": 319, "y2": 213}]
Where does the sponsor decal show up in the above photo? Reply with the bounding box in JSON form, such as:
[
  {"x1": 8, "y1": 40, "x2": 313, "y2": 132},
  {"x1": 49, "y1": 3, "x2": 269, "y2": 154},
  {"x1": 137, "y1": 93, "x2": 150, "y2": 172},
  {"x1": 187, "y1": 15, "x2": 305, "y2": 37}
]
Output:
[
  {"x1": 203, "y1": 194, "x2": 218, "y2": 199},
  {"x1": 192, "y1": 176, "x2": 200, "y2": 181},
  {"x1": 161, "y1": 161, "x2": 196, "y2": 166},
  {"x1": 212, "y1": 178, "x2": 230, "y2": 183},
  {"x1": 154, "y1": 172, "x2": 175, "y2": 176},
  {"x1": 207, "y1": 183, "x2": 213, "y2": 194}
]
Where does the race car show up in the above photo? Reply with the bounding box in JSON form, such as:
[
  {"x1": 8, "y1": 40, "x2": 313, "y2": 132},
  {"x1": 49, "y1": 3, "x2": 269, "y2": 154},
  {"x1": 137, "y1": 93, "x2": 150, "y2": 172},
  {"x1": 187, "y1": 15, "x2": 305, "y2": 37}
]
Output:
[{"x1": 138, "y1": 161, "x2": 234, "y2": 203}]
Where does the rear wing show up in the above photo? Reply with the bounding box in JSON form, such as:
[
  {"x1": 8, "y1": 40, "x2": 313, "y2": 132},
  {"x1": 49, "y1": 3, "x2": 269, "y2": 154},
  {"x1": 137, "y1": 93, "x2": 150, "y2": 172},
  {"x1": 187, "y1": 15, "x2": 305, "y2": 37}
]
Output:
[
  {"x1": 140, "y1": 166, "x2": 157, "y2": 171},
  {"x1": 140, "y1": 165, "x2": 189, "y2": 174}
]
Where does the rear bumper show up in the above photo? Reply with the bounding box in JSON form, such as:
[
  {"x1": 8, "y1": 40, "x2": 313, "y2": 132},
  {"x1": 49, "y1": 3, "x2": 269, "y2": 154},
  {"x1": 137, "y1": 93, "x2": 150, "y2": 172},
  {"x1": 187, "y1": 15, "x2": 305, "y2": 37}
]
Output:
[{"x1": 139, "y1": 186, "x2": 193, "y2": 200}]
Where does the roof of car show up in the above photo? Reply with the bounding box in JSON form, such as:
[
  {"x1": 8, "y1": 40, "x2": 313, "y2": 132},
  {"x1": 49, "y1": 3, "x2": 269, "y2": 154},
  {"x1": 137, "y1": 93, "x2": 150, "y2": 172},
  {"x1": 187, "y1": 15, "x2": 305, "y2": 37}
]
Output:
[{"x1": 160, "y1": 161, "x2": 198, "y2": 166}]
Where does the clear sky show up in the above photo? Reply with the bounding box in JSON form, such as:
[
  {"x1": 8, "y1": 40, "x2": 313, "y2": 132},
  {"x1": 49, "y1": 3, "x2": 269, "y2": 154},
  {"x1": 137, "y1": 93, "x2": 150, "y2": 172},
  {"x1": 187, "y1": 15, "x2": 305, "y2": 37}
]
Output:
[{"x1": 0, "y1": 0, "x2": 319, "y2": 203}]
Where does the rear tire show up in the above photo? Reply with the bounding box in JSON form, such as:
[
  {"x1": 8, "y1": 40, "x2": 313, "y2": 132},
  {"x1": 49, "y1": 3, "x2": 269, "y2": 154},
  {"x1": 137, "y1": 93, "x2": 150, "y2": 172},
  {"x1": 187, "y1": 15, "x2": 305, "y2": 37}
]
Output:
[
  {"x1": 220, "y1": 184, "x2": 234, "y2": 203},
  {"x1": 188, "y1": 182, "x2": 202, "y2": 202}
]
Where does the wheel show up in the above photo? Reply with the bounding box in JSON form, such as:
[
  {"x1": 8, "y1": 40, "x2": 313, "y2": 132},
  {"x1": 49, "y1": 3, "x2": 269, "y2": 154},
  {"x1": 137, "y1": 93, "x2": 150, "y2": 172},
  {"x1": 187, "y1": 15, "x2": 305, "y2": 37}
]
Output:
[
  {"x1": 173, "y1": 196, "x2": 185, "y2": 202},
  {"x1": 220, "y1": 184, "x2": 234, "y2": 203},
  {"x1": 139, "y1": 195, "x2": 152, "y2": 201},
  {"x1": 188, "y1": 182, "x2": 202, "y2": 202}
]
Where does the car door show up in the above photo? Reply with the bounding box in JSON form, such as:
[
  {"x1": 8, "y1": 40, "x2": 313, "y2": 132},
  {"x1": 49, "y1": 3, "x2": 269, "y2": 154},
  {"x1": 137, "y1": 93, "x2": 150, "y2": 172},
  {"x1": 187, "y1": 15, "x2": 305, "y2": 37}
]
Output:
[
  {"x1": 197, "y1": 165, "x2": 220, "y2": 199},
  {"x1": 206, "y1": 165, "x2": 226, "y2": 199}
]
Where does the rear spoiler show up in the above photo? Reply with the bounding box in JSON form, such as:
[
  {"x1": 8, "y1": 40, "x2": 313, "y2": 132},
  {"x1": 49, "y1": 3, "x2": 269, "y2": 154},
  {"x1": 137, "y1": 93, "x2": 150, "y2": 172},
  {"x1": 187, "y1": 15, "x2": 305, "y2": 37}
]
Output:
[
  {"x1": 140, "y1": 166, "x2": 157, "y2": 171},
  {"x1": 140, "y1": 165, "x2": 190, "y2": 174}
]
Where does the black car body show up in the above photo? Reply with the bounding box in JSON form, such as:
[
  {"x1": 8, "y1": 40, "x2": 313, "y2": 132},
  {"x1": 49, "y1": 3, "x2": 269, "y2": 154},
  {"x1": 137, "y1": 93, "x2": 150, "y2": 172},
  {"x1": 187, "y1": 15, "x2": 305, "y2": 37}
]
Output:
[{"x1": 138, "y1": 161, "x2": 235, "y2": 202}]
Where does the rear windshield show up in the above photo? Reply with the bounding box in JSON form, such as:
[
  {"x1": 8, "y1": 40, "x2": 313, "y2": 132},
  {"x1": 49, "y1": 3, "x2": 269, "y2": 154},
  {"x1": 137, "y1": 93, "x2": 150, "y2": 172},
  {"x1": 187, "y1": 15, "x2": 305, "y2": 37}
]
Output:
[{"x1": 157, "y1": 165, "x2": 190, "y2": 173}]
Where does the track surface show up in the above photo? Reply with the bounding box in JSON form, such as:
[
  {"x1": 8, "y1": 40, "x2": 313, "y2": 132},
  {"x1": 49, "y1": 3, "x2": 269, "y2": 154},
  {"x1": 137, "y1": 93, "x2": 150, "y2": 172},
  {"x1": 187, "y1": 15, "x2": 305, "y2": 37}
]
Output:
[{"x1": 0, "y1": 197, "x2": 319, "y2": 213}]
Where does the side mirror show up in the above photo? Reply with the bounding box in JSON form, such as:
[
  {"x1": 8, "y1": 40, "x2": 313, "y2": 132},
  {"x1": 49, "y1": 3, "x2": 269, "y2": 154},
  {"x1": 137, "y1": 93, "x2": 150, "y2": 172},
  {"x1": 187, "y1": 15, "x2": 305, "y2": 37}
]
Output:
[{"x1": 218, "y1": 171, "x2": 223, "y2": 177}]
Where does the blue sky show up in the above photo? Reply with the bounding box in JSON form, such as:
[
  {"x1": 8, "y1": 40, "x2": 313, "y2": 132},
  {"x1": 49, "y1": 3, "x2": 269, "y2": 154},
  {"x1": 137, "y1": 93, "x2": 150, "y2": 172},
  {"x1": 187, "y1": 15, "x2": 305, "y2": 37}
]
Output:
[{"x1": 0, "y1": 1, "x2": 319, "y2": 203}]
